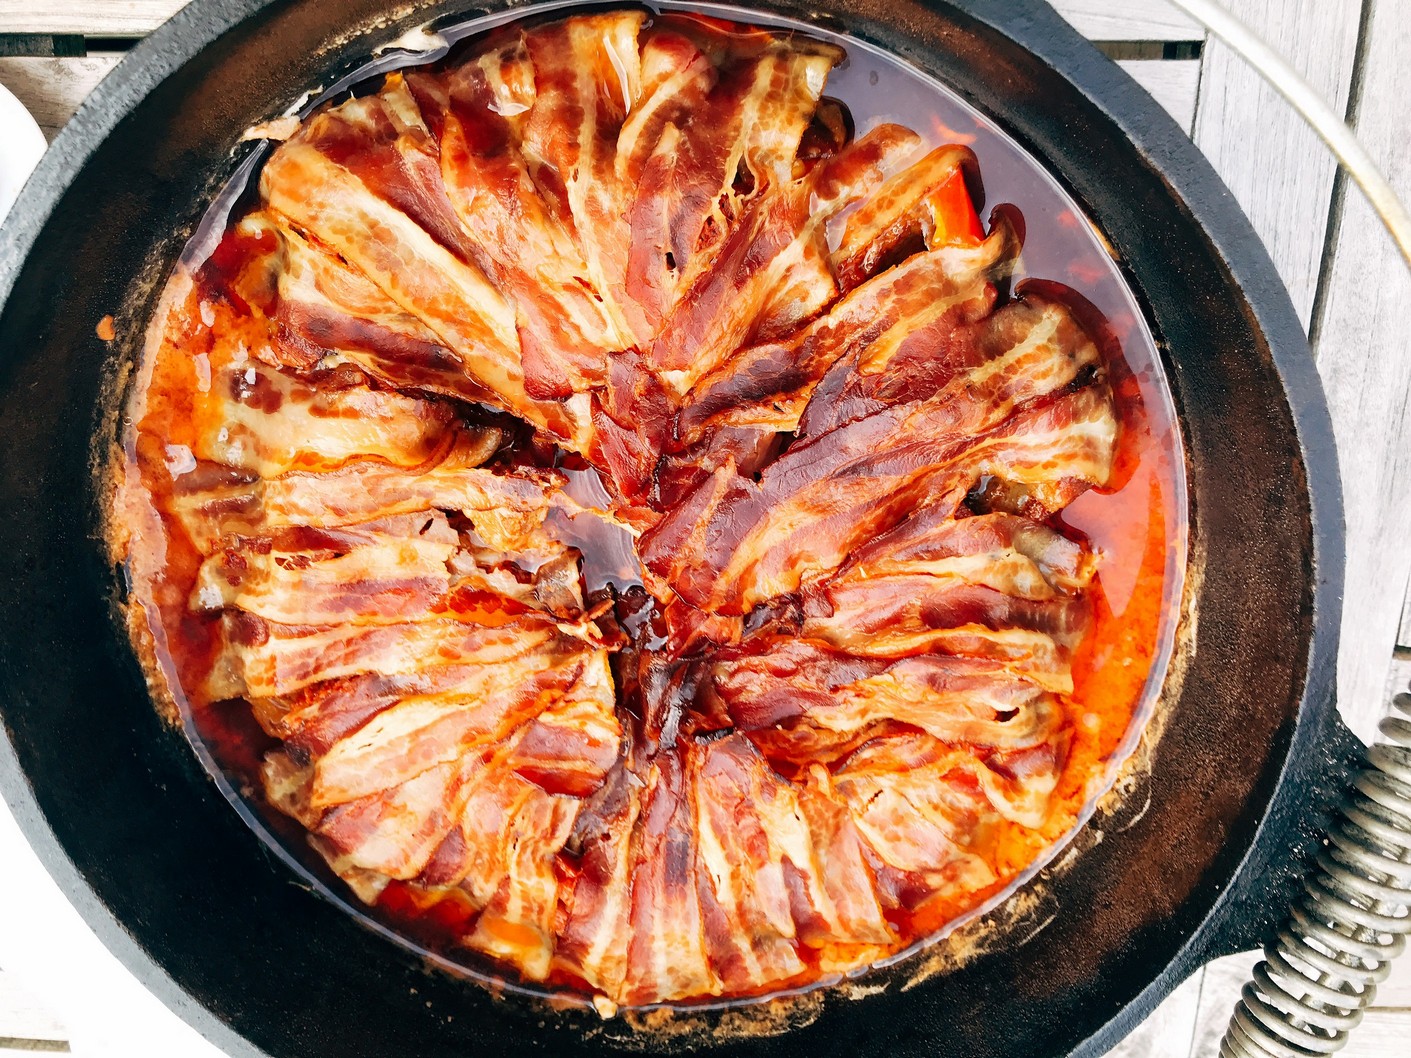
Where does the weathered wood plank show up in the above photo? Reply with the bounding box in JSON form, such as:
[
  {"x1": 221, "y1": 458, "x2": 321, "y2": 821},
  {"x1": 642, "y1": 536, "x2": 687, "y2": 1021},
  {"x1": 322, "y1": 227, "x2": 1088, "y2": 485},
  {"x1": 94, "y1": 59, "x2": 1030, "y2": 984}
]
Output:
[
  {"x1": 1118, "y1": 58, "x2": 1201, "y2": 134},
  {"x1": 1189, "y1": 947, "x2": 1411, "y2": 1056},
  {"x1": 0, "y1": 1043, "x2": 69, "y2": 1054},
  {"x1": 1187, "y1": 950, "x2": 1260, "y2": 1058},
  {"x1": 1374, "y1": 937, "x2": 1411, "y2": 1009},
  {"x1": 0, "y1": 972, "x2": 66, "y2": 1046},
  {"x1": 1345, "y1": 1012, "x2": 1411, "y2": 1056},
  {"x1": 1399, "y1": 584, "x2": 1411, "y2": 649},
  {"x1": 1106, "y1": 966, "x2": 1203, "y2": 1058},
  {"x1": 0, "y1": 0, "x2": 183, "y2": 35},
  {"x1": 1312, "y1": 0, "x2": 1411, "y2": 746},
  {"x1": 1190, "y1": 0, "x2": 1362, "y2": 328},
  {"x1": 0, "y1": 0, "x2": 1204, "y2": 40},
  {"x1": 1051, "y1": 0, "x2": 1201, "y2": 41},
  {"x1": 0, "y1": 55, "x2": 117, "y2": 140}
]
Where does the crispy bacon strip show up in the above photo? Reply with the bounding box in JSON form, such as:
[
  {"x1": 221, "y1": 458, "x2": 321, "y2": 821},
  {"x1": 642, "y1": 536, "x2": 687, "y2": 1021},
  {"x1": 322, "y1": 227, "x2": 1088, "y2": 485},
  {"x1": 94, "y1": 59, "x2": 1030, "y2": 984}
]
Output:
[
  {"x1": 208, "y1": 607, "x2": 586, "y2": 701},
  {"x1": 690, "y1": 737, "x2": 806, "y2": 992},
  {"x1": 314, "y1": 755, "x2": 481, "y2": 881},
  {"x1": 307, "y1": 647, "x2": 600, "y2": 808},
  {"x1": 187, "y1": 351, "x2": 457, "y2": 477}
]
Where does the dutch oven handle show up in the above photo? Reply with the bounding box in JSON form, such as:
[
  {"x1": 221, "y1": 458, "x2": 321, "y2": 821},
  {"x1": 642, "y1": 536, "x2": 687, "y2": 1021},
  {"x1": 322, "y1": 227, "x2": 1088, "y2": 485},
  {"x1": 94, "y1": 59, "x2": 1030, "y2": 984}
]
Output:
[
  {"x1": 1215, "y1": 689, "x2": 1411, "y2": 1056},
  {"x1": 1161, "y1": 2, "x2": 1411, "y2": 1054}
]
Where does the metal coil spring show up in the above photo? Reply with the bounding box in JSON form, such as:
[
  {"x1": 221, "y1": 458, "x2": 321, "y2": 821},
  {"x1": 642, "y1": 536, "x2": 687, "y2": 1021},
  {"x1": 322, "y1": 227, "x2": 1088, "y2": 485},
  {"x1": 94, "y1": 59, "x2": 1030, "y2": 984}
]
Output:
[{"x1": 1220, "y1": 684, "x2": 1411, "y2": 1057}]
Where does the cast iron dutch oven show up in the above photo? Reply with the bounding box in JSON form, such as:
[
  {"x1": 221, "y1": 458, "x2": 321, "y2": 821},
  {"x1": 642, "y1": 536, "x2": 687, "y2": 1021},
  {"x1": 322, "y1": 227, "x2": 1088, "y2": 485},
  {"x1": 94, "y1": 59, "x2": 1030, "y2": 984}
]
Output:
[{"x1": 0, "y1": 0, "x2": 1357, "y2": 1055}]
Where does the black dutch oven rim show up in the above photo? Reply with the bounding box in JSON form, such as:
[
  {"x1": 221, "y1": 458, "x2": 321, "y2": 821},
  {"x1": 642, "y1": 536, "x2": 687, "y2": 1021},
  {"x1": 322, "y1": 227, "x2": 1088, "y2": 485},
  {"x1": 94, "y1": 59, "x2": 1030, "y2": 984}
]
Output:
[{"x1": 0, "y1": 1, "x2": 1348, "y2": 1055}]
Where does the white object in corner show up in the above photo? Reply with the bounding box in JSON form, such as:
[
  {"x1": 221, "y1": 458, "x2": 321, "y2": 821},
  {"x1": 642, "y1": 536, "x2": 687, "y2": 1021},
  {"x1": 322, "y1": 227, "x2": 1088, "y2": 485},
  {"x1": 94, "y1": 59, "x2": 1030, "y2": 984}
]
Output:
[{"x1": 0, "y1": 82, "x2": 47, "y2": 223}]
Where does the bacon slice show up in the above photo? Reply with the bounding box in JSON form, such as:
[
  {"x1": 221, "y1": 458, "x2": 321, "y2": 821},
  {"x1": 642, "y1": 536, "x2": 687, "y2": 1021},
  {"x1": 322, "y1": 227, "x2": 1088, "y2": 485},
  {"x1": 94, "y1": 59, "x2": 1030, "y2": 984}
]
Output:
[
  {"x1": 172, "y1": 435, "x2": 555, "y2": 553},
  {"x1": 314, "y1": 755, "x2": 481, "y2": 880},
  {"x1": 264, "y1": 214, "x2": 504, "y2": 406},
  {"x1": 642, "y1": 319, "x2": 1110, "y2": 613},
  {"x1": 646, "y1": 124, "x2": 907, "y2": 393},
  {"x1": 622, "y1": 751, "x2": 720, "y2": 1003},
  {"x1": 307, "y1": 646, "x2": 601, "y2": 809},
  {"x1": 504, "y1": 653, "x2": 620, "y2": 797},
  {"x1": 187, "y1": 352, "x2": 457, "y2": 477},
  {"x1": 691, "y1": 736, "x2": 806, "y2": 992},
  {"x1": 264, "y1": 650, "x2": 538, "y2": 761},
  {"x1": 190, "y1": 512, "x2": 459, "y2": 626},
  {"x1": 208, "y1": 605, "x2": 592, "y2": 701},
  {"x1": 622, "y1": 22, "x2": 843, "y2": 339},
  {"x1": 677, "y1": 215, "x2": 1018, "y2": 443},
  {"x1": 463, "y1": 785, "x2": 580, "y2": 981},
  {"x1": 554, "y1": 758, "x2": 642, "y2": 998},
  {"x1": 518, "y1": 12, "x2": 647, "y2": 343},
  {"x1": 831, "y1": 737, "x2": 1000, "y2": 905},
  {"x1": 437, "y1": 45, "x2": 629, "y2": 397},
  {"x1": 261, "y1": 127, "x2": 592, "y2": 448},
  {"x1": 831, "y1": 144, "x2": 985, "y2": 290}
]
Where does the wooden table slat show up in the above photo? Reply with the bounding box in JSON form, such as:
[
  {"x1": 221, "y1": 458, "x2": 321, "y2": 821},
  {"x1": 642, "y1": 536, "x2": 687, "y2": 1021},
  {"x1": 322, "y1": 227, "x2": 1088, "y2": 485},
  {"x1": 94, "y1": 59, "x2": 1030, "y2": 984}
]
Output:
[
  {"x1": 1117, "y1": 58, "x2": 1201, "y2": 134},
  {"x1": 1309, "y1": 0, "x2": 1411, "y2": 746},
  {"x1": 1050, "y1": 0, "x2": 1202, "y2": 41},
  {"x1": 1190, "y1": 0, "x2": 1363, "y2": 329},
  {"x1": 0, "y1": 55, "x2": 118, "y2": 140},
  {"x1": 0, "y1": 973, "x2": 67, "y2": 1045},
  {"x1": 0, "y1": 0, "x2": 182, "y2": 36}
]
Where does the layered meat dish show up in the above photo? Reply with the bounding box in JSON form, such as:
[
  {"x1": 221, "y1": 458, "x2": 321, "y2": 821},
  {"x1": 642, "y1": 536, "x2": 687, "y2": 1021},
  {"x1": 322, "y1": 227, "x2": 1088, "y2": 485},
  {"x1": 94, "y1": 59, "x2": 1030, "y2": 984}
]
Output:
[{"x1": 112, "y1": 8, "x2": 1179, "y2": 1012}]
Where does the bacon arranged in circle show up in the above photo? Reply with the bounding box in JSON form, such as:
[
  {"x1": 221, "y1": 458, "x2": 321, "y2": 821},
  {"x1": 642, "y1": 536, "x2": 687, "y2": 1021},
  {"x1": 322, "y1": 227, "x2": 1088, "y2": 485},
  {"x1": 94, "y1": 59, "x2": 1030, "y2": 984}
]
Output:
[{"x1": 123, "y1": 10, "x2": 1124, "y2": 1011}]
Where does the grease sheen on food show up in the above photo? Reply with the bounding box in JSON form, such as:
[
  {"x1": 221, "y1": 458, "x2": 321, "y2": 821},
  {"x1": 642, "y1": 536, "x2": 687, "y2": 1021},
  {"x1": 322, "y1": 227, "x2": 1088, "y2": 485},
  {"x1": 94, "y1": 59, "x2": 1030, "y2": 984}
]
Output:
[{"x1": 113, "y1": 8, "x2": 1173, "y2": 1011}]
